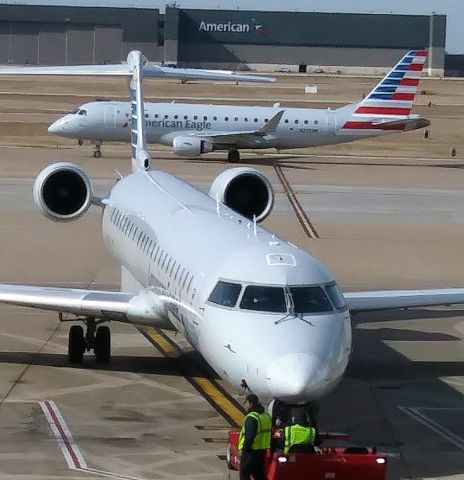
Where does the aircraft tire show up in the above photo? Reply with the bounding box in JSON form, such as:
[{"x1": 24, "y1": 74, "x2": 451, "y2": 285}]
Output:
[
  {"x1": 228, "y1": 150, "x2": 240, "y2": 163},
  {"x1": 93, "y1": 150, "x2": 102, "y2": 159},
  {"x1": 68, "y1": 325, "x2": 85, "y2": 363},
  {"x1": 94, "y1": 326, "x2": 111, "y2": 364}
]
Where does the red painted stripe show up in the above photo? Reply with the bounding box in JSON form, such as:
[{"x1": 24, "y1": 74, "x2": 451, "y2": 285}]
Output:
[
  {"x1": 409, "y1": 63, "x2": 424, "y2": 71},
  {"x1": 400, "y1": 78, "x2": 419, "y2": 86},
  {"x1": 45, "y1": 401, "x2": 81, "y2": 469},
  {"x1": 355, "y1": 106, "x2": 411, "y2": 115},
  {"x1": 416, "y1": 50, "x2": 428, "y2": 57},
  {"x1": 392, "y1": 92, "x2": 415, "y2": 101},
  {"x1": 343, "y1": 121, "x2": 405, "y2": 131}
]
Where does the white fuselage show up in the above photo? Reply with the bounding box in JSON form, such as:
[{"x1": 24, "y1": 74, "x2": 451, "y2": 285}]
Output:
[
  {"x1": 102, "y1": 169, "x2": 352, "y2": 404},
  {"x1": 49, "y1": 101, "x2": 368, "y2": 151}
]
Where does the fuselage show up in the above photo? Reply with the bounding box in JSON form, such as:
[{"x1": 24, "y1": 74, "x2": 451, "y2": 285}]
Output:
[
  {"x1": 102, "y1": 169, "x2": 352, "y2": 404},
  {"x1": 49, "y1": 101, "x2": 369, "y2": 150}
]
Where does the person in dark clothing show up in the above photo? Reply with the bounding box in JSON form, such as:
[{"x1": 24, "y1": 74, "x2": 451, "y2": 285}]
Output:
[{"x1": 238, "y1": 394, "x2": 272, "y2": 480}]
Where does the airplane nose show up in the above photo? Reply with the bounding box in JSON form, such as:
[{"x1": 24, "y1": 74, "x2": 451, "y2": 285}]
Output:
[
  {"x1": 48, "y1": 120, "x2": 61, "y2": 134},
  {"x1": 266, "y1": 353, "x2": 327, "y2": 402}
]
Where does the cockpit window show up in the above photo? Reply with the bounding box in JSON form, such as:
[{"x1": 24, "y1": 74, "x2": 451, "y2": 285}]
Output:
[
  {"x1": 78, "y1": 109, "x2": 87, "y2": 116},
  {"x1": 325, "y1": 283, "x2": 346, "y2": 310},
  {"x1": 208, "y1": 281, "x2": 242, "y2": 308},
  {"x1": 289, "y1": 286, "x2": 333, "y2": 314},
  {"x1": 240, "y1": 285, "x2": 286, "y2": 313}
]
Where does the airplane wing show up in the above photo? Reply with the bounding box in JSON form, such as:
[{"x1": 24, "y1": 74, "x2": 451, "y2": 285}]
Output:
[
  {"x1": 194, "y1": 110, "x2": 285, "y2": 145},
  {"x1": 0, "y1": 283, "x2": 174, "y2": 329},
  {"x1": 344, "y1": 288, "x2": 464, "y2": 312}
]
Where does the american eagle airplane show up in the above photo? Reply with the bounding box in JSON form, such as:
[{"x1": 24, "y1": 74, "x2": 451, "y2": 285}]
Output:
[
  {"x1": 48, "y1": 50, "x2": 430, "y2": 162},
  {"x1": 0, "y1": 51, "x2": 461, "y2": 416}
]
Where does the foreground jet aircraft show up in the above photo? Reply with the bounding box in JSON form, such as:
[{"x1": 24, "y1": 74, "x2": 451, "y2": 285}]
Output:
[
  {"x1": 0, "y1": 51, "x2": 462, "y2": 414},
  {"x1": 48, "y1": 50, "x2": 430, "y2": 161}
]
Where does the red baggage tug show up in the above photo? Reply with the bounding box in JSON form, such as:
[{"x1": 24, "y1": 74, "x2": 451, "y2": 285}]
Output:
[{"x1": 227, "y1": 429, "x2": 387, "y2": 480}]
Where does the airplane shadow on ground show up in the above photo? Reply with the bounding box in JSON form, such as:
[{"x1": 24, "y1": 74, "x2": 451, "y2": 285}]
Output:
[
  {"x1": 323, "y1": 307, "x2": 464, "y2": 479},
  {"x1": 0, "y1": 349, "x2": 219, "y2": 378}
]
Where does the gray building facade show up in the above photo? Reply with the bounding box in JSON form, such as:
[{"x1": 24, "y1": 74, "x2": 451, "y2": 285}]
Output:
[
  {"x1": 0, "y1": 4, "x2": 161, "y2": 65},
  {"x1": 0, "y1": 4, "x2": 447, "y2": 74}
]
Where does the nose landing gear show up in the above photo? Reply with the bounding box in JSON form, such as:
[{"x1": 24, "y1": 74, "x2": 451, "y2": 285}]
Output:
[
  {"x1": 93, "y1": 141, "x2": 102, "y2": 158},
  {"x1": 227, "y1": 149, "x2": 240, "y2": 163},
  {"x1": 67, "y1": 317, "x2": 111, "y2": 364},
  {"x1": 270, "y1": 399, "x2": 319, "y2": 428}
]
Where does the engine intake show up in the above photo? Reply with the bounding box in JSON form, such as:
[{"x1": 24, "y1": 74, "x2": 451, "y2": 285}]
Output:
[
  {"x1": 33, "y1": 162, "x2": 94, "y2": 221},
  {"x1": 173, "y1": 136, "x2": 214, "y2": 157},
  {"x1": 209, "y1": 167, "x2": 274, "y2": 222}
]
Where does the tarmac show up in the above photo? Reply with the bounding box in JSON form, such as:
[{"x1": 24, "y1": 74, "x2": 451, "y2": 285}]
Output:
[{"x1": 0, "y1": 72, "x2": 462, "y2": 479}]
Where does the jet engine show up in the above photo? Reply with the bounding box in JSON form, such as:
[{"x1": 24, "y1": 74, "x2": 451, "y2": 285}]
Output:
[
  {"x1": 172, "y1": 136, "x2": 214, "y2": 157},
  {"x1": 209, "y1": 167, "x2": 274, "y2": 222},
  {"x1": 33, "y1": 162, "x2": 94, "y2": 221}
]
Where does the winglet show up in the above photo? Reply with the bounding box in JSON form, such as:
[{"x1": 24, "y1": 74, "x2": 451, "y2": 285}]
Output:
[
  {"x1": 259, "y1": 110, "x2": 285, "y2": 135},
  {"x1": 127, "y1": 51, "x2": 151, "y2": 173}
]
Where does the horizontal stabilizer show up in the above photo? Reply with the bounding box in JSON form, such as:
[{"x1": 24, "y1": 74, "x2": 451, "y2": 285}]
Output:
[
  {"x1": 345, "y1": 288, "x2": 464, "y2": 312},
  {"x1": 0, "y1": 57, "x2": 275, "y2": 83},
  {"x1": 372, "y1": 116, "x2": 431, "y2": 131}
]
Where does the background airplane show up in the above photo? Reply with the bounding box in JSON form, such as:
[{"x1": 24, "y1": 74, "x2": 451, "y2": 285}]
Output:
[
  {"x1": 0, "y1": 51, "x2": 459, "y2": 421},
  {"x1": 48, "y1": 50, "x2": 430, "y2": 162}
]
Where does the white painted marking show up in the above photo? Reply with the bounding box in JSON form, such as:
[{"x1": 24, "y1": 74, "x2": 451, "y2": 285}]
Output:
[
  {"x1": 40, "y1": 400, "x2": 147, "y2": 480},
  {"x1": 399, "y1": 406, "x2": 464, "y2": 451}
]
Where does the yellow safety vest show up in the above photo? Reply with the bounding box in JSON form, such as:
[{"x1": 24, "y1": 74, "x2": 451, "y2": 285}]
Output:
[
  {"x1": 238, "y1": 411, "x2": 272, "y2": 450},
  {"x1": 284, "y1": 424, "x2": 317, "y2": 453}
]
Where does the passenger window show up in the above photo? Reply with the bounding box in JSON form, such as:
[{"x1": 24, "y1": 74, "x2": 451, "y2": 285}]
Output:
[
  {"x1": 325, "y1": 284, "x2": 346, "y2": 310},
  {"x1": 264, "y1": 118, "x2": 268, "y2": 122},
  {"x1": 254, "y1": 118, "x2": 258, "y2": 123},
  {"x1": 295, "y1": 120, "x2": 299, "y2": 124},
  {"x1": 203, "y1": 116, "x2": 208, "y2": 121},
  {"x1": 194, "y1": 115, "x2": 198, "y2": 120},
  {"x1": 284, "y1": 119, "x2": 289, "y2": 123},
  {"x1": 174, "y1": 115, "x2": 178, "y2": 119},
  {"x1": 184, "y1": 115, "x2": 188, "y2": 120},
  {"x1": 290, "y1": 286, "x2": 333, "y2": 314},
  {"x1": 208, "y1": 281, "x2": 242, "y2": 308},
  {"x1": 234, "y1": 117, "x2": 239, "y2": 121},
  {"x1": 225, "y1": 117, "x2": 229, "y2": 121},
  {"x1": 244, "y1": 118, "x2": 248, "y2": 122},
  {"x1": 213, "y1": 116, "x2": 217, "y2": 121},
  {"x1": 304, "y1": 120, "x2": 309, "y2": 124},
  {"x1": 164, "y1": 114, "x2": 169, "y2": 119},
  {"x1": 154, "y1": 114, "x2": 159, "y2": 118},
  {"x1": 240, "y1": 286, "x2": 286, "y2": 313}
]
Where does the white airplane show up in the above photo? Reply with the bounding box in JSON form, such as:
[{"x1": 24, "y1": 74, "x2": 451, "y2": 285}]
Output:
[
  {"x1": 0, "y1": 51, "x2": 461, "y2": 418},
  {"x1": 48, "y1": 50, "x2": 430, "y2": 162}
]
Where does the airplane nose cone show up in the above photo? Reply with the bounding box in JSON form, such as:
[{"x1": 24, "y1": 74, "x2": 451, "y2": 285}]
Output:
[
  {"x1": 48, "y1": 120, "x2": 60, "y2": 134},
  {"x1": 267, "y1": 353, "x2": 327, "y2": 402}
]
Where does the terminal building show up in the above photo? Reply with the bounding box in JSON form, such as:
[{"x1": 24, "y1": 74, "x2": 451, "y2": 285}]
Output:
[{"x1": 0, "y1": 3, "x2": 448, "y2": 75}]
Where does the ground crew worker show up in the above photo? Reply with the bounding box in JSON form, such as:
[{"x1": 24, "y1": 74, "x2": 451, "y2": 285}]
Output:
[
  {"x1": 238, "y1": 393, "x2": 272, "y2": 480},
  {"x1": 283, "y1": 412, "x2": 318, "y2": 453}
]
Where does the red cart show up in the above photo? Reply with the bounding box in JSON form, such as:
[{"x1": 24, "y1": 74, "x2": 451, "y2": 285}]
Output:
[{"x1": 227, "y1": 429, "x2": 387, "y2": 480}]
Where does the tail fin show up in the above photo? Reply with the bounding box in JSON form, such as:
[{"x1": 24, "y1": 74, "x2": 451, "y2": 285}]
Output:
[
  {"x1": 341, "y1": 50, "x2": 428, "y2": 132},
  {"x1": 127, "y1": 51, "x2": 151, "y2": 173}
]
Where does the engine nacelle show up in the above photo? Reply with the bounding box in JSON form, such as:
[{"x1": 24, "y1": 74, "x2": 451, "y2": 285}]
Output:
[
  {"x1": 33, "y1": 162, "x2": 94, "y2": 221},
  {"x1": 172, "y1": 136, "x2": 214, "y2": 157},
  {"x1": 209, "y1": 167, "x2": 274, "y2": 222}
]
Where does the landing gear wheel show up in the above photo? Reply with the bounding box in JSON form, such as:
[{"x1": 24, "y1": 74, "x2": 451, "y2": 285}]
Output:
[
  {"x1": 93, "y1": 142, "x2": 102, "y2": 158},
  {"x1": 94, "y1": 326, "x2": 111, "y2": 364},
  {"x1": 68, "y1": 325, "x2": 85, "y2": 364},
  {"x1": 228, "y1": 150, "x2": 240, "y2": 163}
]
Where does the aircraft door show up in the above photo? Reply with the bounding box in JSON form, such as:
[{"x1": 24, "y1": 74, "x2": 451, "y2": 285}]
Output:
[
  {"x1": 104, "y1": 104, "x2": 117, "y2": 127},
  {"x1": 326, "y1": 109, "x2": 337, "y2": 136}
]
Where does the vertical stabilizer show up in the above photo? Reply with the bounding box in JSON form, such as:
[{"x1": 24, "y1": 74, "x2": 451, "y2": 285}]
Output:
[
  {"x1": 127, "y1": 51, "x2": 151, "y2": 172},
  {"x1": 341, "y1": 50, "x2": 428, "y2": 133}
]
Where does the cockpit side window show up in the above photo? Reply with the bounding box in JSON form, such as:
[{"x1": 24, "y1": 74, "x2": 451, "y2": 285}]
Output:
[
  {"x1": 325, "y1": 283, "x2": 346, "y2": 310},
  {"x1": 290, "y1": 286, "x2": 333, "y2": 314},
  {"x1": 240, "y1": 285, "x2": 286, "y2": 313},
  {"x1": 208, "y1": 281, "x2": 242, "y2": 308},
  {"x1": 78, "y1": 109, "x2": 87, "y2": 116}
]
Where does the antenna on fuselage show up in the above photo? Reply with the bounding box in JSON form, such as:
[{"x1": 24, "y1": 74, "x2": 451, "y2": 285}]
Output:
[{"x1": 127, "y1": 50, "x2": 151, "y2": 173}]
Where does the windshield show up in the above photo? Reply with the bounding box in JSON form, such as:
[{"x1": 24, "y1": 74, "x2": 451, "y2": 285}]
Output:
[
  {"x1": 78, "y1": 109, "x2": 87, "y2": 116},
  {"x1": 240, "y1": 285, "x2": 287, "y2": 313},
  {"x1": 289, "y1": 286, "x2": 333, "y2": 314},
  {"x1": 208, "y1": 281, "x2": 242, "y2": 308},
  {"x1": 325, "y1": 283, "x2": 346, "y2": 310}
]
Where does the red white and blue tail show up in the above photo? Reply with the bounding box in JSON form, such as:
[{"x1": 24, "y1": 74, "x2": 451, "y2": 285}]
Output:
[{"x1": 341, "y1": 50, "x2": 428, "y2": 133}]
